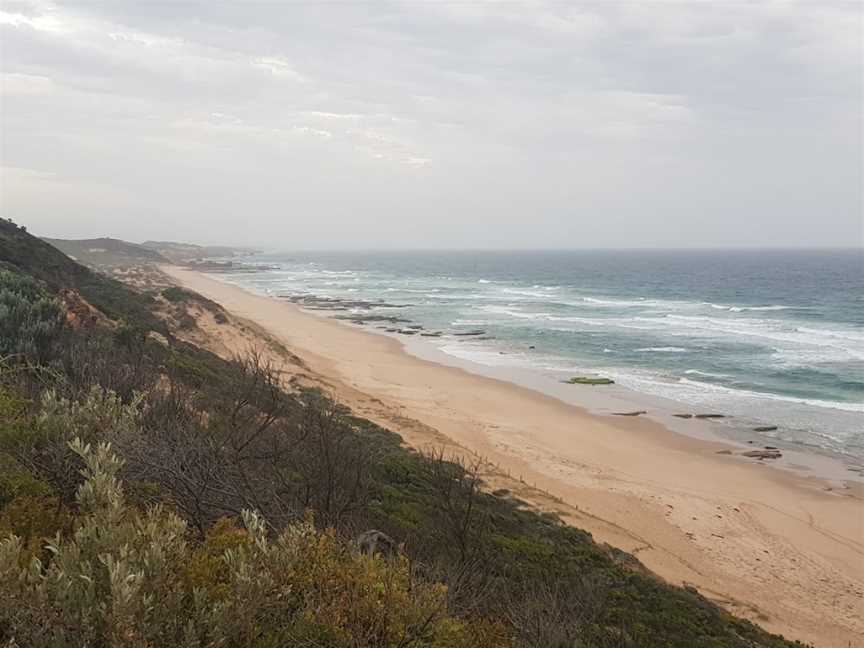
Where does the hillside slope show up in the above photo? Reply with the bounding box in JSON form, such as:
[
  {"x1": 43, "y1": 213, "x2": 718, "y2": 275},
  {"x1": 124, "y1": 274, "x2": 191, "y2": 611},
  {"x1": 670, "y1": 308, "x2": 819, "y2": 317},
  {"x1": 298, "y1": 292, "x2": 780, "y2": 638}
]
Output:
[
  {"x1": 142, "y1": 239, "x2": 258, "y2": 262},
  {"x1": 1, "y1": 221, "x2": 164, "y2": 331},
  {"x1": 42, "y1": 236, "x2": 169, "y2": 267}
]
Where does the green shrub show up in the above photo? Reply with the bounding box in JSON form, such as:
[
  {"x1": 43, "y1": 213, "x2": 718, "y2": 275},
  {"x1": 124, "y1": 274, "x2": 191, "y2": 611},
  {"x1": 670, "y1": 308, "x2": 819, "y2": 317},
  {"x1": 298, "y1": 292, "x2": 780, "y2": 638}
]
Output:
[
  {"x1": 161, "y1": 286, "x2": 194, "y2": 303},
  {"x1": 163, "y1": 286, "x2": 226, "y2": 322},
  {"x1": 0, "y1": 495, "x2": 73, "y2": 565},
  {"x1": 0, "y1": 270, "x2": 63, "y2": 364},
  {"x1": 0, "y1": 460, "x2": 52, "y2": 507},
  {"x1": 0, "y1": 386, "x2": 142, "y2": 504}
]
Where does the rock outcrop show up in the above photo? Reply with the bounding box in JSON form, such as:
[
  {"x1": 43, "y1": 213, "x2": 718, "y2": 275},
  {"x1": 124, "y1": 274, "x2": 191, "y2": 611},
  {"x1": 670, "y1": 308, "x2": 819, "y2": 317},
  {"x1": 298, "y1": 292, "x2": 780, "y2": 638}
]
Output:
[{"x1": 356, "y1": 530, "x2": 399, "y2": 558}]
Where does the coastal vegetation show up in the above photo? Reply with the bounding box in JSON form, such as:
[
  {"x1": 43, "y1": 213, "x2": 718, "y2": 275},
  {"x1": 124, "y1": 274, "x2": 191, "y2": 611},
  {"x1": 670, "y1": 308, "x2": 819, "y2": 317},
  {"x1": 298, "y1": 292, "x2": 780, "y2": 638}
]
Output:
[
  {"x1": 0, "y1": 219, "x2": 806, "y2": 647},
  {"x1": 563, "y1": 376, "x2": 615, "y2": 386}
]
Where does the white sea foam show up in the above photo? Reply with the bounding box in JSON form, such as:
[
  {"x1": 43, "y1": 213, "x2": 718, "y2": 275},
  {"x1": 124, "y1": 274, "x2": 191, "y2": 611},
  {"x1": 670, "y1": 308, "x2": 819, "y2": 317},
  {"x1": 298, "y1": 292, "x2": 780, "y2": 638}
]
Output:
[
  {"x1": 383, "y1": 287, "x2": 435, "y2": 294},
  {"x1": 705, "y1": 302, "x2": 792, "y2": 312},
  {"x1": 428, "y1": 293, "x2": 501, "y2": 301},
  {"x1": 581, "y1": 296, "x2": 647, "y2": 306},
  {"x1": 500, "y1": 288, "x2": 552, "y2": 298},
  {"x1": 735, "y1": 305, "x2": 792, "y2": 312},
  {"x1": 659, "y1": 316, "x2": 864, "y2": 360},
  {"x1": 480, "y1": 305, "x2": 547, "y2": 319},
  {"x1": 636, "y1": 346, "x2": 689, "y2": 353},
  {"x1": 684, "y1": 369, "x2": 730, "y2": 379},
  {"x1": 769, "y1": 347, "x2": 860, "y2": 367},
  {"x1": 676, "y1": 377, "x2": 864, "y2": 413},
  {"x1": 475, "y1": 305, "x2": 864, "y2": 366},
  {"x1": 434, "y1": 339, "x2": 863, "y2": 416},
  {"x1": 797, "y1": 326, "x2": 864, "y2": 343}
]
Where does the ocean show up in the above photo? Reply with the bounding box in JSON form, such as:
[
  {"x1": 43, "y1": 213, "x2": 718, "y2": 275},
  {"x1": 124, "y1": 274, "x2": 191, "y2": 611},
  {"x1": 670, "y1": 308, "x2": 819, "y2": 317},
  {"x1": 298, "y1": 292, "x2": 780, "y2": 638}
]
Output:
[{"x1": 216, "y1": 249, "x2": 863, "y2": 463}]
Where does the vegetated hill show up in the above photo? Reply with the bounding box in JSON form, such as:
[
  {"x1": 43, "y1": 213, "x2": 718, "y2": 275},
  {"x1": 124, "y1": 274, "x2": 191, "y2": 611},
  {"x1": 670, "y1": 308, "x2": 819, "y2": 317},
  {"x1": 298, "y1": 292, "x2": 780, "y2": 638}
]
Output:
[
  {"x1": 0, "y1": 218, "x2": 808, "y2": 647},
  {"x1": 41, "y1": 236, "x2": 169, "y2": 268},
  {"x1": 1, "y1": 219, "x2": 164, "y2": 332},
  {"x1": 142, "y1": 239, "x2": 259, "y2": 263}
]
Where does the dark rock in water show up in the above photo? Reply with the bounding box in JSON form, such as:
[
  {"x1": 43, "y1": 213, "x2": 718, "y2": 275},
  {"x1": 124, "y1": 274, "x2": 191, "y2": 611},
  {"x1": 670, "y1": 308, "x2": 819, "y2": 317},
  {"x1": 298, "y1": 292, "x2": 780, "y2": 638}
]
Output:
[
  {"x1": 385, "y1": 328, "x2": 398, "y2": 332},
  {"x1": 356, "y1": 530, "x2": 399, "y2": 558},
  {"x1": 528, "y1": 345, "x2": 536, "y2": 349},
  {"x1": 453, "y1": 329, "x2": 486, "y2": 336},
  {"x1": 398, "y1": 329, "x2": 418, "y2": 335},
  {"x1": 420, "y1": 332, "x2": 443, "y2": 337},
  {"x1": 694, "y1": 414, "x2": 726, "y2": 419},
  {"x1": 673, "y1": 414, "x2": 693, "y2": 419},
  {"x1": 764, "y1": 446, "x2": 778, "y2": 450},
  {"x1": 283, "y1": 294, "x2": 409, "y2": 311},
  {"x1": 613, "y1": 410, "x2": 647, "y2": 417},
  {"x1": 335, "y1": 314, "x2": 411, "y2": 324},
  {"x1": 741, "y1": 449, "x2": 782, "y2": 459},
  {"x1": 753, "y1": 425, "x2": 778, "y2": 432},
  {"x1": 406, "y1": 325, "x2": 423, "y2": 330}
]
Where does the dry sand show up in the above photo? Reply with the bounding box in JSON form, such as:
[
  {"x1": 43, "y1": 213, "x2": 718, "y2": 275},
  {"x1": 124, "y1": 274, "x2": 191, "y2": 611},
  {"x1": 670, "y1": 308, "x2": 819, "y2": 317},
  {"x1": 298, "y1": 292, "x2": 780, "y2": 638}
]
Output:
[{"x1": 163, "y1": 265, "x2": 863, "y2": 647}]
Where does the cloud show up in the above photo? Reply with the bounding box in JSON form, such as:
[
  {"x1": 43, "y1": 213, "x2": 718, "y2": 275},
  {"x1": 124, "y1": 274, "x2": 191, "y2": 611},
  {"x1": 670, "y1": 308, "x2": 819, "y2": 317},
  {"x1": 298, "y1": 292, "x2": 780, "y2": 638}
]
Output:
[
  {"x1": 0, "y1": 0, "x2": 860, "y2": 247},
  {"x1": 251, "y1": 56, "x2": 305, "y2": 82}
]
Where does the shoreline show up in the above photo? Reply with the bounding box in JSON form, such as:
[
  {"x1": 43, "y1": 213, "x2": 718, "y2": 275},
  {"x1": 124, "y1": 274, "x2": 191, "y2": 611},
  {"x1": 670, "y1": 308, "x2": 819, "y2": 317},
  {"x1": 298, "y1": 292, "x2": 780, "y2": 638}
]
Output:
[
  {"x1": 163, "y1": 265, "x2": 864, "y2": 647},
  {"x1": 223, "y1": 264, "x2": 863, "y2": 477},
  {"x1": 217, "y1": 269, "x2": 862, "y2": 485},
  {"x1": 401, "y1": 337, "x2": 862, "y2": 484}
]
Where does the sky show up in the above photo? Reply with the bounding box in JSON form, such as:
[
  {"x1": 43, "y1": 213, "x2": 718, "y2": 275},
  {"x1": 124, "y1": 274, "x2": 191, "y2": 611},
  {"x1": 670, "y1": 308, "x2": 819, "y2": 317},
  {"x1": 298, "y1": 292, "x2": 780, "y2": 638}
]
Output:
[{"x1": 1, "y1": 1, "x2": 861, "y2": 249}]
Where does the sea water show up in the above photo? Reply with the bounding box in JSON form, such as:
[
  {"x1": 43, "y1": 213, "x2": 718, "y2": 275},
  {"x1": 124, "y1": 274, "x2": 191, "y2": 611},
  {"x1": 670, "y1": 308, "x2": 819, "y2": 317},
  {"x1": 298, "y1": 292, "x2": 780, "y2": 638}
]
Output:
[{"x1": 217, "y1": 249, "x2": 863, "y2": 463}]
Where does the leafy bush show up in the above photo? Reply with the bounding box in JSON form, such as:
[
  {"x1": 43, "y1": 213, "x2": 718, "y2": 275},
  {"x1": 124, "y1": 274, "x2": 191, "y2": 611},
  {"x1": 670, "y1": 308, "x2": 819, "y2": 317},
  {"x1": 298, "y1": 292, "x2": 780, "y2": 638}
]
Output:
[
  {"x1": 161, "y1": 286, "x2": 197, "y2": 303},
  {"x1": 0, "y1": 495, "x2": 73, "y2": 565},
  {"x1": 0, "y1": 386, "x2": 142, "y2": 504},
  {"x1": 0, "y1": 270, "x2": 63, "y2": 364}
]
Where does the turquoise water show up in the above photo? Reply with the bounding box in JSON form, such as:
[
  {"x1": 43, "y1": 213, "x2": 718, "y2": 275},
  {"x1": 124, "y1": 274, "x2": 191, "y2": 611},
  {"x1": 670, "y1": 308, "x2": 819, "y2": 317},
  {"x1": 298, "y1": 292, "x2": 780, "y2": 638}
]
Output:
[{"x1": 219, "y1": 249, "x2": 863, "y2": 460}]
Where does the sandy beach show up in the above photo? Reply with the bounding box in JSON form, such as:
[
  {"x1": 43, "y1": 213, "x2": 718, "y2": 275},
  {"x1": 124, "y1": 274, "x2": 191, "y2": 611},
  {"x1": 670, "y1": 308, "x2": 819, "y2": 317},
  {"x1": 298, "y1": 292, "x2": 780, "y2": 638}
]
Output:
[{"x1": 163, "y1": 265, "x2": 863, "y2": 648}]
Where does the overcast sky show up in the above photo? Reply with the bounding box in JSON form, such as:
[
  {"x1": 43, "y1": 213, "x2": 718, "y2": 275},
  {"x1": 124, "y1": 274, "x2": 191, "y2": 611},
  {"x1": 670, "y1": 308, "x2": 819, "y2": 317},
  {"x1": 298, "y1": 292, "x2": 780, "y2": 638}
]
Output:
[{"x1": 1, "y1": 1, "x2": 861, "y2": 249}]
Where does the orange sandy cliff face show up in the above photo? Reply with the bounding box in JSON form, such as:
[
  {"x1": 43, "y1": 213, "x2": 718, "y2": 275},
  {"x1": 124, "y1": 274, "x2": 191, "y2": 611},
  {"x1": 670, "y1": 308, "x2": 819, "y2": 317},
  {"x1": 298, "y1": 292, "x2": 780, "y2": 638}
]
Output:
[{"x1": 58, "y1": 289, "x2": 110, "y2": 330}]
